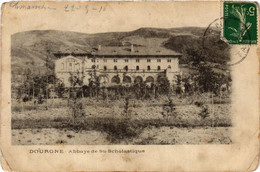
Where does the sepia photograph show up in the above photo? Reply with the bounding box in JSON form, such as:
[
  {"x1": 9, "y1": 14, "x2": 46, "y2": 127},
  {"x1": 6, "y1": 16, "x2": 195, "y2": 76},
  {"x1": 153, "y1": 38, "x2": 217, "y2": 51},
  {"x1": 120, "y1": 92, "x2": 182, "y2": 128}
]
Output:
[
  {"x1": 11, "y1": 24, "x2": 232, "y2": 145},
  {"x1": 1, "y1": 1, "x2": 259, "y2": 171}
]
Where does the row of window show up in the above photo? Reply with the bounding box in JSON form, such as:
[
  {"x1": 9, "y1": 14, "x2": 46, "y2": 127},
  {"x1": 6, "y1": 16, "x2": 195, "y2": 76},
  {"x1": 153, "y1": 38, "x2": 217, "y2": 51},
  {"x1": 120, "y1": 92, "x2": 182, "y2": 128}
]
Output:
[
  {"x1": 64, "y1": 63, "x2": 171, "y2": 71},
  {"x1": 61, "y1": 63, "x2": 79, "y2": 70},
  {"x1": 91, "y1": 59, "x2": 172, "y2": 63},
  {"x1": 63, "y1": 59, "x2": 173, "y2": 70},
  {"x1": 102, "y1": 65, "x2": 171, "y2": 71}
]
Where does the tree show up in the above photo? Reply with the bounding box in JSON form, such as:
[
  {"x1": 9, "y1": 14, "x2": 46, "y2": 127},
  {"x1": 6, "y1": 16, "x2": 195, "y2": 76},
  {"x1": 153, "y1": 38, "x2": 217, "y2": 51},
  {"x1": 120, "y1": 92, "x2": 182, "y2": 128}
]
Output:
[
  {"x1": 157, "y1": 76, "x2": 170, "y2": 95},
  {"x1": 197, "y1": 65, "x2": 218, "y2": 93},
  {"x1": 56, "y1": 82, "x2": 65, "y2": 98},
  {"x1": 88, "y1": 65, "x2": 100, "y2": 98},
  {"x1": 67, "y1": 72, "x2": 86, "y2": 125},
  {"x1": 187, "y1": 44, "x2": 231, "y2": 95},
  {"x1": 162, "y1": 96, "x2": 176, "y2": 121},
  {"x1": 122, "y1": 96, "x2": 130, "y2": 116}
]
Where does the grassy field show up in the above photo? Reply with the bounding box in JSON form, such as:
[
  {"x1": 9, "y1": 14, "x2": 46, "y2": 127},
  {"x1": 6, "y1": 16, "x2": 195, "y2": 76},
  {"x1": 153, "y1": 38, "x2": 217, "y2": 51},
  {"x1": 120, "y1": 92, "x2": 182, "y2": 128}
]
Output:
[{"x1": 12, "y1": 94, "x2": 232, "y2": 145}]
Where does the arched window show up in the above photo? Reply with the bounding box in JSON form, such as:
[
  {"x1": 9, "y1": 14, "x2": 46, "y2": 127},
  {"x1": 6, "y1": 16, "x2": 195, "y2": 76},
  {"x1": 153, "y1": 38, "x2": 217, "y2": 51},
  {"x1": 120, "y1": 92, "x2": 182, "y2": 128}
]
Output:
[
  {"x1": 92, "y1": 65, "x2": 96, "y2": 69},
  {"x1": 114, "y1": 66, "x2": 117, "y2": 70},
  {"x1": 136, "y1": 66, "x2": 139, "y2": 70},
  {"x1": 145, "y1": 76, "x2": 154, "y2": 83},
  {"x1": 104, "y1": 66, "x2": 107, "y2": 70},
  {"x1": 124, "y1": 66, "x2": 128, "y2": 71},
  {"x1": 157, "y1": 66, "x2": 161, "y2": 70},
  {"x1": 168, "y1": 65, "x2": 171, "y2": 69},
  {"x1": 147, "y1": 66, "x2": 151, "y2": 70},
  {"x1": 123, "y1": 76, "x2": 131, "y2": 83},
  {"x1": 111, "y1": 75, "x2": 120, "y2": 84},
  {"x1": 134, "y1": 76, "x2": 143, "y2": 83}
]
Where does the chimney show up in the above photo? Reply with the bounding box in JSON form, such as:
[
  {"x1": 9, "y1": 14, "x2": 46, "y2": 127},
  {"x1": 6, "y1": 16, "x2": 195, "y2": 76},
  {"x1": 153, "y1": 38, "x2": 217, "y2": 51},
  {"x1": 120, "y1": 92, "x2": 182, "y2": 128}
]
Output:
[
  {"x1": 98, "y1": 45, "x2": 102, "y2": 51},
  {"x1": 131, "y1": 44, "x2": 134, "y2": 52}
]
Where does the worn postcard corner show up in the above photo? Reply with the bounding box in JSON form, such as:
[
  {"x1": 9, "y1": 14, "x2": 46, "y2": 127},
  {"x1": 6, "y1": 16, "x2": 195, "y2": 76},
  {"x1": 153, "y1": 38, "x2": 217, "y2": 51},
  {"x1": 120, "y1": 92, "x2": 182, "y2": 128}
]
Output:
[
  {"x1": 1, "y1": 155, "x2": 12, "y2": 172},
  {"x1": 0, "y1": 1, "x2": 260, "y2": 171}
]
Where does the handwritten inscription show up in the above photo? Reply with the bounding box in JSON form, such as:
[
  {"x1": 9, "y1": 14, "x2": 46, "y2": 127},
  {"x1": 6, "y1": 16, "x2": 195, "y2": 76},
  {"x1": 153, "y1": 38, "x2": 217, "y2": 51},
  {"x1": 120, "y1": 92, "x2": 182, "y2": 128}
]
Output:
[
  {"x1": 9, "y1": 2, "x2": 56, "y2": 10},
  {"x1": 64, "y1": 4, "x2": 106, "y2": 14},
  {"x1": 8, "y1": 2, "x2": 107, "y2": 15}
]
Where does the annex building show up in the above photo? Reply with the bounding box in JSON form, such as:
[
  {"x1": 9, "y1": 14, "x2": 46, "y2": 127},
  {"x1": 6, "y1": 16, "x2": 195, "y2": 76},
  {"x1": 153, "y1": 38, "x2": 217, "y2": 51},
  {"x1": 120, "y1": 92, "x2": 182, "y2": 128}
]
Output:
[{"x1": 54, "y1": 45, "x2": 181, "y2": 87}]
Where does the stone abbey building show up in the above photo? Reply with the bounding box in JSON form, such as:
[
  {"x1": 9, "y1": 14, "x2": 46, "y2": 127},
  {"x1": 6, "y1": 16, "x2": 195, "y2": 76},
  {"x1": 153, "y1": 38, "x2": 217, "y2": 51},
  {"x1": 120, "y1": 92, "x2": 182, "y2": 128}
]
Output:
[{"x1": 54, "y1": 45, "x2": 181, "y2": 87}]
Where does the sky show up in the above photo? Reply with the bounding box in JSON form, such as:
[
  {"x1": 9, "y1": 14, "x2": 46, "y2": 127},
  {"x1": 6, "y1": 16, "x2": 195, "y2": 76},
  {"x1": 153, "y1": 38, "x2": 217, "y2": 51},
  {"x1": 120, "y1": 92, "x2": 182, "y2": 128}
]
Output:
[{"x1": 3, "y1": 1, "x2": 221, "y2": 34}]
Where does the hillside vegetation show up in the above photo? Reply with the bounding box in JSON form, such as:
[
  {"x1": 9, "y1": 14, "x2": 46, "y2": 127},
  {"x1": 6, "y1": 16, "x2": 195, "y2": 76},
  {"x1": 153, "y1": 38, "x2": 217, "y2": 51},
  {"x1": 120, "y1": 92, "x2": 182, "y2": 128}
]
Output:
[{"x1": 11, "y1": 27, "x2": 230, "y2": 75}]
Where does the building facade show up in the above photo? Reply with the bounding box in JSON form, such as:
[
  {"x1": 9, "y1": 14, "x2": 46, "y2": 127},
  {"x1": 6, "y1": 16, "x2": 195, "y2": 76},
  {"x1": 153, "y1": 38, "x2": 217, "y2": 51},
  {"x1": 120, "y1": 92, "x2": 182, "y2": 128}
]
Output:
[{"x1": 54, "y1": 45, "x2": 181, "y2": 87}]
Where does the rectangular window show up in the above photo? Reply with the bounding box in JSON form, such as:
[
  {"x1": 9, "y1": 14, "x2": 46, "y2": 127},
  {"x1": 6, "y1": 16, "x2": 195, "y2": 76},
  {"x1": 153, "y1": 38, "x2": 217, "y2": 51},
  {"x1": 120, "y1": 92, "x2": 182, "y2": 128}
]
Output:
[
  {"x1": 167, "y1": 59, "x2": 171, "y2": 62},
  {"x1": 91, "y1": 59, "x2": 95, "y2": 62},
  {"x1": 157, "y1": 59, "x2": 161, "y2": 62},
  {"x1": 147, "y1": 59, "x2": 151, "y2": 62},
  {"x1": 103, "y1": 59, "x2": 107, "y2": 62},
  {"x1": 75, "y1": 63, "x2": 80, "y2": 70},
  {"x1": 136, "y1": 59, "x2": 140, "y2": 62},
  {"x1": 69, "y1": 63, "x2": 72, "y2": 70},
  {"x1": 114, "y1": 59, "x2": 117, "y2": 62},
  {"x1": 125, "y1": 59, "x2": 129, "y2": 62}
]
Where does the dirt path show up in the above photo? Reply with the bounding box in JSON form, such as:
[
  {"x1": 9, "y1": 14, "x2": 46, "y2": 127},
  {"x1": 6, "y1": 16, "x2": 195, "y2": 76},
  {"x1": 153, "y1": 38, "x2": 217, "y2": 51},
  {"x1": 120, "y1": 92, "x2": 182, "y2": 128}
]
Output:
[
  {"x1": 132, "y1": 126, "x2": 232, "y2": 144},
  {"x1": 12, "y1": 128, "x2": 109, "y2": 145},
  {"x1": 12, "y1": 127, "x2": 231, "y2": 145}
]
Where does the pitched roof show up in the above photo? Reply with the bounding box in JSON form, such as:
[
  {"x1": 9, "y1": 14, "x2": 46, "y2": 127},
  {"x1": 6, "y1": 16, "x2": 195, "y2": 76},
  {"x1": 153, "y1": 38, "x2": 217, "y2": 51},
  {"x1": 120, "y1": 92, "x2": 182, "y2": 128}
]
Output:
[
  {"x1": 53, "y1": 48, "x2": 91, "y2": 56},
  {"x1": 92, "y1": 46, "x2": 181, "y2": 57},
  {"x1": 54, "y1": 46, "x2": 181, "y2": 58}
]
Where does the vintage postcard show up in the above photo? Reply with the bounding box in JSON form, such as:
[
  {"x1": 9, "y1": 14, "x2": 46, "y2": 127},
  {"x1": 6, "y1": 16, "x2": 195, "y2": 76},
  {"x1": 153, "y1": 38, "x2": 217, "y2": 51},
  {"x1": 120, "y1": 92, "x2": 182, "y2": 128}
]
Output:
[{"x1": 1, "y1": 1, "x2": 259, "y2": 171}]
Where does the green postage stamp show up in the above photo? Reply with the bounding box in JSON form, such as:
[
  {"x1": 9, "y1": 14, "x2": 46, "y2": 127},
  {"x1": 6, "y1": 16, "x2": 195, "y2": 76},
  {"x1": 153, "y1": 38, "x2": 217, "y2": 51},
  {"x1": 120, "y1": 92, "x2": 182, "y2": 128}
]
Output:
[{"x1": 224, "y1": 2, "x2": 257, "y2": 44}]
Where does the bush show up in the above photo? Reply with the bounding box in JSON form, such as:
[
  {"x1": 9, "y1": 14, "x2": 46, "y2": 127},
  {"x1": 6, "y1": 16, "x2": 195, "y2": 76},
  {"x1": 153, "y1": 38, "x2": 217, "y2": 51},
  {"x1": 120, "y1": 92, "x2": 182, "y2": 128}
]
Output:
[
  {"x1": 12, "y1": 104, "x2": 39, "y2": 112},
  {"x1": 198, "y1": 105, "x2": 210, "y2": 119},
  {"x1": 102, "y1": 118, "x2": 142, "y2": 143},
  {"x1": 46, "y1": 117, "x2": 144, "y2": 143},
  {"x1": 12, "y1": 105, "x2": 22, "y2": 112}
]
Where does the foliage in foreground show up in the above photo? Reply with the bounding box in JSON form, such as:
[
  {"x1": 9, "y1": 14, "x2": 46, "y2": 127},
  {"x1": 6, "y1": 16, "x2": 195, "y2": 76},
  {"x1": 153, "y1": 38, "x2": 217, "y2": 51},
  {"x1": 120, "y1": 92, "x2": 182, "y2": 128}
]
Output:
[{"x1": 12, "y1": 113, "x2": 232, "y2": 143}]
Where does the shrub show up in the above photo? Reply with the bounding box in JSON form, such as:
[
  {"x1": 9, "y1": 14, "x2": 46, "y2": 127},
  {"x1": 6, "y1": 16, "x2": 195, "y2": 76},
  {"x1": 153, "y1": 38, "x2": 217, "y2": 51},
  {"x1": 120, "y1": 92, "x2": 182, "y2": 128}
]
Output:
[
  {"x1": 135, "y1": 136, "x2": 155, "y2": 145},
  {"x1": 162, "y1": 97, "x2": 177, "y2": 121},
  {"x1": 12, "y1": 105, "x2": 22, "y2": 112},
  {"x1": 68, "y1": 98, "x2": 85, "y2": 124},
  {"x1": 12, "y1": 104, "x2": 39, "y2": 112},
  {"x1": 198, "y1": 105, "x2": 210, "y2": 119},
  {"x1": 102, "y1": 118, "x2": 142, "y2": 143},
  {"x1": 52, "y1": 117, "x2": 144, "y2": 143}
]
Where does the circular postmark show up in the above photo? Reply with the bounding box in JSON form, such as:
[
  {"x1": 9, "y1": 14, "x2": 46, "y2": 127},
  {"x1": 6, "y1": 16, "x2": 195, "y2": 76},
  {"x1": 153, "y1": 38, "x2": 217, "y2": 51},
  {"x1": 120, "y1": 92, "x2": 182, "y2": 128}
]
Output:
[{"x1": 203, "y1": 17, "x2": 251, "y2": 66}]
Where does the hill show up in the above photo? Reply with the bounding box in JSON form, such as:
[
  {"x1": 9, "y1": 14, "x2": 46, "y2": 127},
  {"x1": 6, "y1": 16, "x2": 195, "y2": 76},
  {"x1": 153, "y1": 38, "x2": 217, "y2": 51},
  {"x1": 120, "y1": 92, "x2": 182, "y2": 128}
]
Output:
[{"x1": 11, "y1": 27, "x2": 230, "y2": 75}]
